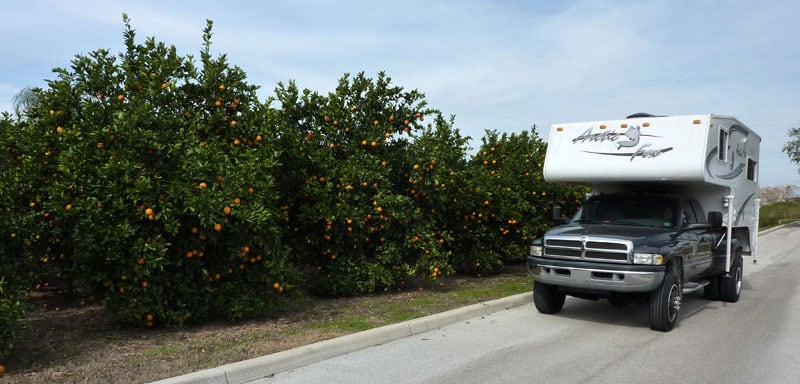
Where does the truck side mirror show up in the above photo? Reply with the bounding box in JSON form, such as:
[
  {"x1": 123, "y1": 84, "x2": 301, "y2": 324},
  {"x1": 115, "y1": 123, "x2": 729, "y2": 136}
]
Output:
[
  {"x1": 708, "y1": 211, "x2": 723, "y2": 229},
  {"x1": 552, "y1": 205, "x2": 567, "y2": 224}
]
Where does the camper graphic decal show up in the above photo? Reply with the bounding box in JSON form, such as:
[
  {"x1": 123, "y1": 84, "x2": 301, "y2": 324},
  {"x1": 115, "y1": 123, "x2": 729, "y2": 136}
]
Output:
[
  {"x1": 583, "y1": 144, "x2": 673, "y2": 161},
  {"x1": 572, "y1": 128, "x2": 623, "y2": 143},
  {"x1": 705, "y1": 125, "x2": 750, "y2": 180},
  {"x1": 735, "y1": 194, "x2": 755, "y2": 225},
  {"x1": 719, "y1": 163, "x2": 745, "y2": 179},
  {"x1": 571, "y1": 126, "x2": 671, "y2": 161},
  {"x1": 616, "y1": 125, "x2": 640, "y2": 149}
]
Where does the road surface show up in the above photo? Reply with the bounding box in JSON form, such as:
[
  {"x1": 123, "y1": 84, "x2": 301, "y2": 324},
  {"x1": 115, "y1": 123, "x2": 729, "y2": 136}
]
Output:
[{"x1": 262, "y1": 224, "x2": 800, "y2": 384}]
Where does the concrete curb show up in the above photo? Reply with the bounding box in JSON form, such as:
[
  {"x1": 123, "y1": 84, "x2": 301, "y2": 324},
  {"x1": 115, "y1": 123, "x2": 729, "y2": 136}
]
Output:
[
  {"x1": 150, "y1": 292, "x2": 532, "y2": 384},
  {"x1": 758, "y1": 221, "x2": 798, "y2": 236}
]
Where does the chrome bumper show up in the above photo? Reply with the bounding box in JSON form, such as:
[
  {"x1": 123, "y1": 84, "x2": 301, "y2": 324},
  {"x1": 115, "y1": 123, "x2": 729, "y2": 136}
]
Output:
[{"x1": 528, "y1": 257, "x2": 665, "y2": 293}]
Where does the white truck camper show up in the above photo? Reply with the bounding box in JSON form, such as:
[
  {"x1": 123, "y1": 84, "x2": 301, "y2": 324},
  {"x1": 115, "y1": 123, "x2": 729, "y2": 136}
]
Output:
[{"x1": 528, "y1": 113, "x2": 761, "y2": 331}]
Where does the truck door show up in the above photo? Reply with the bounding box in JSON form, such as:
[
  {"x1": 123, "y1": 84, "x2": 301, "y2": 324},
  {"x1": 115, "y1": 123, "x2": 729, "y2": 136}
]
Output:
[{"x1": 681, "y1": 199, "x2": 713, "y2": 279}]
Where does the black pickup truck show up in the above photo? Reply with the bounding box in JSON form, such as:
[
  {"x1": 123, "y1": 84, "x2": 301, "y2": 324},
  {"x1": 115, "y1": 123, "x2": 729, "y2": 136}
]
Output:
[{"x1": 527, "y1": 192, "x2": 743, "y2": 331}]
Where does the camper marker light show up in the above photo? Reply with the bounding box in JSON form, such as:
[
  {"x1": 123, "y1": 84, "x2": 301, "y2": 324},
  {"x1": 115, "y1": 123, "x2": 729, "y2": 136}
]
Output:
[
  {"x1": 693, "y1": 119, "x2": 702, "y2": 124},
  {"x1": 556, "y1": 127, "x2": 564, "y2": 132},
  {"x1": 621, "y1": 123, "x2": 628, "y2": 128},
  {"x1": 599, "y1": 124, "x2": 607, "y2": 129},
  {"x1": 633, "y1": 253, "x2": 664, "y2": 265},
  {"x1": 530, "y1": 245, "x2": 543, "y2": 257},
  {"x1": 643, "y1": 122, "x2": 650, "y2": 127}
]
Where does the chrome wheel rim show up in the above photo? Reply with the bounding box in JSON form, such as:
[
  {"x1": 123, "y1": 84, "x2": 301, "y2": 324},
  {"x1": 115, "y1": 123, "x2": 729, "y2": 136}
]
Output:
[
  {"x1": 668, "y1": 284, "x2": 681, "y2": 322},
  {"x1": 735, "y1": 266, "x2": 743, "y2": 295}
]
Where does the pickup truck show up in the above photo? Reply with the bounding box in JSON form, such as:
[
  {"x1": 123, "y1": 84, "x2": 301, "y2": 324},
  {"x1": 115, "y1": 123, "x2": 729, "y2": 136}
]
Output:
[{"x1": 528, "y1": 192, "x2": 744, "y2": 331}]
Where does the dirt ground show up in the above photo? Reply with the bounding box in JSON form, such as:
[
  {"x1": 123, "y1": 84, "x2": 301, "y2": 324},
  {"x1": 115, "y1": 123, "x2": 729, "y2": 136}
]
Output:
[{"x1": 1, "y1": 265, "x2": 531, "y2": 384}]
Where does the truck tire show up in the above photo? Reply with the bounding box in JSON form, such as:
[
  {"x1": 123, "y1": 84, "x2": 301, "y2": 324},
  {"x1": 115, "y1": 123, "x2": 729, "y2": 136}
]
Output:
[
  {"x1": 649, "y1": 271, "x2": 681, "y2": 332},
  {"x1": 703, "y1": 276, "x2": 720, "y2": 300},
  {"x1": 533, "y1": 280, "x2": 566, "y2": 314},
  {"x1": 720, "y1": 252, "x2": 743, "y2": 303}
]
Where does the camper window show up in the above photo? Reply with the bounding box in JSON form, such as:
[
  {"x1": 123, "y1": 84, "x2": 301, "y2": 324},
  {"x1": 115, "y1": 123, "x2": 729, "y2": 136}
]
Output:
[
  {"x1": 718, "y1": 128, "x2": 729, "y2": 162},
  {"x1": 690, "y1": 200, "x2": 706, "y2": 223},
  {"x1": 681, "y1": 200, "x2": 698, "y2": 224},
  {"x1": 747, "y1": 158, "x2": 758, "y2": 181}
]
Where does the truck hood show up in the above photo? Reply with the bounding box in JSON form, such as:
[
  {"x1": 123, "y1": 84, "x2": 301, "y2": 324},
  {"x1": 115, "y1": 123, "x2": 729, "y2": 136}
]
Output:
[{"x1": 545, "y1": 223, "x2": 677, "y2": 249}]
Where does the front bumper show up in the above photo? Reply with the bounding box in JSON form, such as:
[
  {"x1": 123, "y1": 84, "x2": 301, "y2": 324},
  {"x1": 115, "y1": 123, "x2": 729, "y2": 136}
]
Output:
[{"x1": 528, "y1": 256, "x2": 665, "y2": 293}]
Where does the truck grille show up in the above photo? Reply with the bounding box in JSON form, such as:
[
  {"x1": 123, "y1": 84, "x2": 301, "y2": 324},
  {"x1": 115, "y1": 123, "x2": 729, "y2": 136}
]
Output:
[{"x1": 543, "y1": 236, "x2": 632, "y2": 263}]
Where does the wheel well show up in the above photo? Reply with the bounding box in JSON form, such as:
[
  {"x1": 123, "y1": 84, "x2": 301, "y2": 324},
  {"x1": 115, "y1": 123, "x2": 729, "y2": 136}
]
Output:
[
  {"x1": 732, "y1": 227, "x2": 751, "y2": 254},
  {"x1": 667, "y1": 257, "x2": 683, "y2": 280}
]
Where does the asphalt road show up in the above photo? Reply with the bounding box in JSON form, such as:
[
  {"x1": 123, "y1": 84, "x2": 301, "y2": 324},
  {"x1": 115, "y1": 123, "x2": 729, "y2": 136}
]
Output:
[{"x1": 262, "y1": 224, "x2": 800, "y2": 384}]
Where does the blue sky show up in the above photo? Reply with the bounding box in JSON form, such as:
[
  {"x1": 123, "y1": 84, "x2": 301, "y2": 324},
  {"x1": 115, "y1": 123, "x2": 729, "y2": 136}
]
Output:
[{"x1": 1, "y1": 0, "x2": 798, "y2": 186}]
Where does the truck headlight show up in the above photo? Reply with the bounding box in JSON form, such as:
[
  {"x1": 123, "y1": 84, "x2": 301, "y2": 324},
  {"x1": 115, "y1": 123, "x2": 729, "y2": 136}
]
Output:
[
  {"x1": 530, "y1": 245, "x2": 543, "y2": 257},
  {"x1": 633, "y1": 253, "x2": 664, "y2": 265}
]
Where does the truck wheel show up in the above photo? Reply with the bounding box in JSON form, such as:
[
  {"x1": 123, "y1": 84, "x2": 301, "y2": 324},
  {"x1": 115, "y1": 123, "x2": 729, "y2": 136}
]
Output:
[
  {"x1": 703, "y1": 276, "x2": 720, "y2": 300},
  {"x1": 649, "y1": 271, "x2": 681, "y2": 332},
  {"x1": 720, "y1": 252, "x2": 743, "y2": 303},
  {"x1": 533, "y1": 281, "x2": 566, "y2": 314}
]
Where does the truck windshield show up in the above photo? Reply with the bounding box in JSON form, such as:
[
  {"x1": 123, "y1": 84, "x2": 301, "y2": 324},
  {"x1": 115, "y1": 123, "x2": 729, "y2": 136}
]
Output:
[{"x1": 576, "y1": 195, "x2": 678, "y2": 229}]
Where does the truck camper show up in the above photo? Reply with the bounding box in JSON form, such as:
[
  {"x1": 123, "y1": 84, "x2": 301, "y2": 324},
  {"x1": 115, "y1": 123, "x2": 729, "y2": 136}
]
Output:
[{"x1": 528, "y1": 113, "x2": 760, "y2": 331}]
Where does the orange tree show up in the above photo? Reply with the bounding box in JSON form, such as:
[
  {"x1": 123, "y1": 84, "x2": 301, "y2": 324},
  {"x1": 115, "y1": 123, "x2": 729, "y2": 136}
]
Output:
[
  {"x1": 12, "y1": 17, "x2": 297, "y2": 326},
  {"x1": 400, "y1": 114, "x2": 472, "y2": 279},
  {"x1": 0, "y1": 17, "x2": 594, "y2": 333},
  {"x1": 273, "y1": 72, "x2": 465, "y2": 295},
  {"x1": 0, "y1": 275, "x2": 24, "y2": 359},
  {"x1": 0, "y1": 114, "x2": 32, "y2": 358},
  {"x1": 0, "y1": 273, "x2": 25, "y2": 359},
  {"x1": 455, "y1": 129, "x2": 588, "y2": 275}
]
